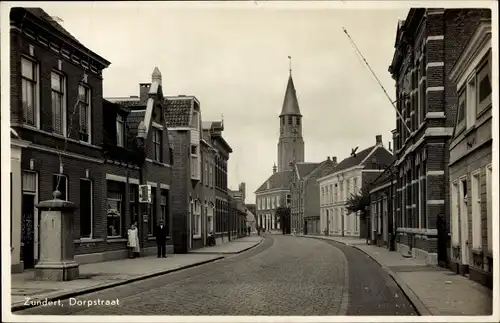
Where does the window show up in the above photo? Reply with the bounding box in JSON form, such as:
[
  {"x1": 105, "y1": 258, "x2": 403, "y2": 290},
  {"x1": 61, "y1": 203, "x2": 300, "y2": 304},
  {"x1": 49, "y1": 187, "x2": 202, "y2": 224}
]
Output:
[
  {"x1": 193, "y1": 200, "x2": 201, "y2": 236},
  {"x1": 340, "y1": 181, "x2": 344, "y2": 201},
  {"x1": 107, "y1": 181, "x2": 124, "y2": 238},
  {"x1": 422, "y1": 158, "x2": 427, "y2": 228},
  {"x1": 471, "y1": 170, "x2": 481, "y2": 249},
  {"x1": 353, "y1": 178, "x2": 358, "y2": 195},
  {"x1": 51, "y1": 72, "x2": 65, "y2": 135},
  {"x1": 321, "y1": 186, "x2": 324, "y2": 204},
  {"x1": 451, "y1": 181, "x2": 460, "y2": 245},
  {"x1": 191, "y1": 145, "x2": 199, "y2": 178},
  {"x1": 207, "y1": 203, "x2": 214, "y2": 233},
  {"x1": 456, "y1": 88, "x2": 466, "y2": 133},
  {"x1": 78, "y1": 85, "x2": 91, "y2": 142},
  {"x1": 129, "y1": 185, "x2": 138, "y2": 224},
  {"x1": 116, "y1": 115, "x2": 125, "y2": 147},
  {"x1": 204, "y1": 160, "x2": 208, "y2": 186},
  {"x1": 152, "y1": 128, "x2": 162, "y2": 162},
  {"x1": 107, "y1": 191, "x2": 122, "y2": 238},
  {"x1": 271, "y1": 196, "x2": 275, "y2": 209},
  {"x1": 209, "y1": 162, "x2": 213, "y2": 187},
  {"x1": 80, "y1": 179, "x2": 93, "y2": 238},
  {"x1": 377, "y1": 200, "x2": 382, "y2": 234},
  {"x1": 21, "y1": 57, "x2": 38, "y2": 127},
  {"x1": 486, "y1": 165, "x2": 492, "y2": 251},
  {"x1": 149, "y1": 188, "x2": 157, "y2": 235},
  {"x1": 346, "y1": 180, "x2": 351, "y2": 199},
  {"x1": 286, "y1": 194, "x2": 291, "y2": 206},
  {"x1": 191, "y1": 111, "x2": 199, "y2": 129},
  {"x1": 476, "y1": 58, "x2": 492, "y2": 114},
  {"x1": 52, "y1": 174, "x2": 68, "y2": 201},
  {"x1": 160, "y1": 190, "x2": 168, "y2": 224},
  {"x1": 288, "y1": 116, "x2": 292, "y2": 125}
]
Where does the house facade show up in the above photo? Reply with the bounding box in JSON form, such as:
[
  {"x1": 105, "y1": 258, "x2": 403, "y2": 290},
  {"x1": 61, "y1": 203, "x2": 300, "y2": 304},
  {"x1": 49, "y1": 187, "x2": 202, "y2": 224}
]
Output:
[
  {"x1": 448, "y1": 19, "x2": 493, "y2": 288},
  {"x1": 318, "y1": 135, "x2": 394, "y2": 238},
  {"x1": 369, "y1": 164, "x2": 397, "y2": 248},
  {"x1": 290, "y1": 158, "x2": 338, "y2": 235},
  {"x1": 388, "y1": 8, "x2": 491, "y2": 266},
  {"x1": 10, "y1": 8, "x2": 112, "y2": 272},
  {"x1": 255, "y1": 166, "x2": 292, "y2": 231},
  {"x1": 203, "y1": 121, "x2": 233, "y2": 245},
  {"x1": 165, "y1": 96, "x2": 209, "y2": 252},
  {"x1": 103, "y1": 68, "x2": 173, "y2": 259}
]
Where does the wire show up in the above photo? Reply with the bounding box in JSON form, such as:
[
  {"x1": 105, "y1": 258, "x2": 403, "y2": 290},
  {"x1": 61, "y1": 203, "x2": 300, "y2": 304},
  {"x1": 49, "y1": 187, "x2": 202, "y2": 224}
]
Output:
[{"x1": 342, "y1": 27, "x2": 411, "y2": 135}]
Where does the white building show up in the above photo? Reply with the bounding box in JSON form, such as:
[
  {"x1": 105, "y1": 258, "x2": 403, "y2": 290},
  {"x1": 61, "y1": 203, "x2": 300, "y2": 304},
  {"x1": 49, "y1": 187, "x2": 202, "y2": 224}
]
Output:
[{"x1": 318, "y1": 135, "x2": 394, "y2": 237}]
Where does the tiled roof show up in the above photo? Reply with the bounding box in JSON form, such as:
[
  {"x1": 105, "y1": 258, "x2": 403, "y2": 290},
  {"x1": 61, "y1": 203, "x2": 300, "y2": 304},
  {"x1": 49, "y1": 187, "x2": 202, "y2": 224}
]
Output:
[
  {"x1": 296, "y1": 162, "x2": 321, "y2": 179},
  {"x1": 165, "y1": 98, "x2": 192, "y2": 128},
  {"x1": 117, "y1": 100, "x2": 146, "y2": 108},
  {"x1": 126, "y1": 110, "x2": 146, "y2": 138},
  {"x1": 255, "y1": 171, "x2": 293, "y2": 193},
  {"x1": 333, "y1": 145, "x2": 376, "y2": 173}
]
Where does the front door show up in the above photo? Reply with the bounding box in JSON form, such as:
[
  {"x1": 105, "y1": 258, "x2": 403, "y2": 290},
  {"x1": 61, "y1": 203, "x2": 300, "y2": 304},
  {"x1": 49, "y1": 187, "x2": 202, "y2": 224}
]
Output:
[{"x1": 21, "y1": 194, "x2": 36, "y2": 269}]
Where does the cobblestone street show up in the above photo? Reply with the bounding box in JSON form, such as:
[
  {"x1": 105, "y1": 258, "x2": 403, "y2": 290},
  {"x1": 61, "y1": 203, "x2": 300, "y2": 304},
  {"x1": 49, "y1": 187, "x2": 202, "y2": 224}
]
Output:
[{"x1": 17, "y1": 235, "x2": 416, "y2": 316}]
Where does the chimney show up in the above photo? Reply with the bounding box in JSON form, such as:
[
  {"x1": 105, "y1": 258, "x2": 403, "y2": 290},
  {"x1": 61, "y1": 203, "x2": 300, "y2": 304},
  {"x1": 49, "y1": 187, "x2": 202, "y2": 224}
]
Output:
[
  {"x1": 152, "y1": 67, "x2": 162, "y2": 85},
  {"x1": 376, "y1": 135, "x2": 383, "y2": 145},
  {"x1": 139, "y1": 83, "x2": 151, "y2": 102},
  {"x1": 389, "y1": 141, "x2": 392, "y2": 152},
  {"x1": 272, "y1": 163, "x2": 277, "y2": 173},
  {"x1": 332, "y1": 156, "x2": 337, "y2": 164},
  {"x1": 327, "y1": 156, "x2": 331, "y2": 161}
]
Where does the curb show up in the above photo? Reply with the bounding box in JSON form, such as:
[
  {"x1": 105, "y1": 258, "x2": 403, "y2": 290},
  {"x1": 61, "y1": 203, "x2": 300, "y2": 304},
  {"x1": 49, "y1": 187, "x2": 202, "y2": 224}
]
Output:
[
  {"x1": 189, "y1": 238, "x2": 264, "y2": 255},
  {"x1": 11, "y1": 256, "x2": 224, "y2": 312},
  {"x1": 349, "y1": 245, "x2": 432, "y2": 316},
  {"x1": 299, "y1": 235, "x2": 432, "y2": 316}
]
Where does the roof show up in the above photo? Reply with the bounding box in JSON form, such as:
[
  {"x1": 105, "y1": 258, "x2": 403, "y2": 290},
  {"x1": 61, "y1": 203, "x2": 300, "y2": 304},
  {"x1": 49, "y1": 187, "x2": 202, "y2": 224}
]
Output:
[
  {"x1": 255, "y1": 171, "x2": 293, "y2": 193},
  {"x1": 165, "y1": 98, "x2": 192, "y2": 128},
  {"x1": 19, "y1": 8, "x2": 110, "y2": 67},
  {"x1": 333, "y1": 145, "x2": 376, "y2": 173},
  {"x1": 280, "y1": 74, "x2": 301, "y2": 116},
  {"x1": 126, "y1": 110, "x2": 146, "y2": 138},
  {"x1": 296, "y1": 162, "x2": 321, "y2": 179}
]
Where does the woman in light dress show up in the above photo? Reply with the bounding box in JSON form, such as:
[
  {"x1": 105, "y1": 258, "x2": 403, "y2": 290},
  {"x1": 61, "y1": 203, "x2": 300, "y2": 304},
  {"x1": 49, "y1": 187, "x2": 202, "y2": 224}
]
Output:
[{"x1": 127, "y1": 222, "x2": 140, "y2": 258}]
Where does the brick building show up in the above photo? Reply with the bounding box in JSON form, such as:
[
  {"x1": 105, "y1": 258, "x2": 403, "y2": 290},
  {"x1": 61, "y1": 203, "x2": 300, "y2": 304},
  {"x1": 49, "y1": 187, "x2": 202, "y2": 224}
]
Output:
[
  {"x1": 10, "y1": 7, "x2": 111, "y2": 272},
  {"x1": 448, "y1": 19, "x2": 492, "y2": 288},
  {"x1": 229, "y1": 182, "x2": 246, "y2": 204},
  {"x1": 203, "y1": 121, "x2": 233, "y2": 245},
  {"x1": 368, "y1": 163, "x2": 397, "y2": 248},
  {"x1": 104, "y1": 68, "x2": 174, "y2": 259},
  {"x1": 388, "y1": 8, "x2": 491, "y2": 266},
  {"x1": 290, "y1": 158, "x2": 338, "y2": 235},
  {"x1": 318, "y1": 135, "x2": 394, "y2": 238}
]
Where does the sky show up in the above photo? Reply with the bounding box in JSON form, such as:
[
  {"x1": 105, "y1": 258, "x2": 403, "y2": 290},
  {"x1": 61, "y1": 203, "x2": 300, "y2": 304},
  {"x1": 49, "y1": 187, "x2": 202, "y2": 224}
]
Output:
[{"x1": 4, "y1": 1, "x2": 413, "y2": 203}]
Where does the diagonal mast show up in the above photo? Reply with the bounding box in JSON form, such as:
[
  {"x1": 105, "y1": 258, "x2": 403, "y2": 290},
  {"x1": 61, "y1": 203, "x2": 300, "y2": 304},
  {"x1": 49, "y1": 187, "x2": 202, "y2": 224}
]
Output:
[{"x1": 342, "y1": 27, "x2": 411, "y2": 135}]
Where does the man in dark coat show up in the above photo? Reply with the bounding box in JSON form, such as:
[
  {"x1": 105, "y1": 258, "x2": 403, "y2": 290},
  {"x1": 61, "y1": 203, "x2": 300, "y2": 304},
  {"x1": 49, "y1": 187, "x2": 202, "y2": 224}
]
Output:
[{"x1": 154, "y1": 220, "x2": 168, "y2": 258}]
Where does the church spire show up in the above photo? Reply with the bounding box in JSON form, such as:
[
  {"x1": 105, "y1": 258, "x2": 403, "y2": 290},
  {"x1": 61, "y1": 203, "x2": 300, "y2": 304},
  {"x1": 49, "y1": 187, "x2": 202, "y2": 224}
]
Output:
[{"x1": 280, "y1": 57, "x2": 302, "y2": 117}]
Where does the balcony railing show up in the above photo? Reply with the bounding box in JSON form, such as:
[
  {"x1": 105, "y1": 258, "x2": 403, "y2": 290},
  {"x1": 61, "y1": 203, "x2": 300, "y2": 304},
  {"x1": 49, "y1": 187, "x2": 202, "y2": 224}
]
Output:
[{"x1": 103, "y1": 143, "x2": 145, "y2": 165}]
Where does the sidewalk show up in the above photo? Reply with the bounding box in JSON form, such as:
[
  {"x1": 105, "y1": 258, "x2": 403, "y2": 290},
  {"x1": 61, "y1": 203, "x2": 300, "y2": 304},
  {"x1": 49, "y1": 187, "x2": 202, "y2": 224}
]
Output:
[
  {"x1": 11, "y1": 253, "x2": 223, "y2": 311},
  {"x1": 301, "y1": 234, "x2": 493, "y2": 316},
  {"x1": 190, "y1": 236, "x2": 263, "y2": 254}
]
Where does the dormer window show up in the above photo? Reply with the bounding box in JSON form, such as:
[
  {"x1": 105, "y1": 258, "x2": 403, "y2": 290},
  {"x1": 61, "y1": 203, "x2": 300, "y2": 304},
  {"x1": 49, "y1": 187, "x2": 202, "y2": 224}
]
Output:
[
  {"x1": 191, "y1": 110, "x2": 199, "y2": 129},
  {"x1": 116, "y1": 114, "x2": 125, "y2": 147}
]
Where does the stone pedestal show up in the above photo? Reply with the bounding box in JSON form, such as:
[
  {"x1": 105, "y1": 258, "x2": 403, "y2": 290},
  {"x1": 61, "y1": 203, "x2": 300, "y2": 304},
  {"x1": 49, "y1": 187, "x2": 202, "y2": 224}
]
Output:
[{"x1": 34, "y1": 191, "x2": 79, "y2": 281}]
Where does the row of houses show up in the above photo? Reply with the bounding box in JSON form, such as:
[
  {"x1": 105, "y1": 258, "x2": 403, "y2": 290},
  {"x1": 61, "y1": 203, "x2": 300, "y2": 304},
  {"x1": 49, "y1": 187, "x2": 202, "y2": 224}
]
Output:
[
  {"x1": 253, "y1": 8, "x2": 494, "y2": 290},
  {"x1": 364, "y1": 9, "x2": 493, "y2": 289},
  {"x1": 9, "y1": 7, "x2": 248, "y2": 274}
]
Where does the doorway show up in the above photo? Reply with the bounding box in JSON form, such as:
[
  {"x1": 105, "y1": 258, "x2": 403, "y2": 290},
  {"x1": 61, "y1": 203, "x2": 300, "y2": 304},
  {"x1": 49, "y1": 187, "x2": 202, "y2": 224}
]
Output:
[{"x1": 21, "y1": 171, "x2": 38, "y2": 269}]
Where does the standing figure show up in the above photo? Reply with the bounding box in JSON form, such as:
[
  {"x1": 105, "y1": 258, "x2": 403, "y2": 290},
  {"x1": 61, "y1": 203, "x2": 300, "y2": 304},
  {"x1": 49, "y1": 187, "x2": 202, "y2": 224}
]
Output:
[
  {"x1": 154, "y1": 220, "x2": 168, "y2": 258},
  {"x1": 127, "y1": 223, "x2": 140, "y2": 258}
]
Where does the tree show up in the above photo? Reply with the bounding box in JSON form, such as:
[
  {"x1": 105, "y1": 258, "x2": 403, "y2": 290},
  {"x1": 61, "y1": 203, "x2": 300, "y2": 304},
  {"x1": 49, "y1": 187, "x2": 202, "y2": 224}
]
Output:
[
  {"x1": 276, "y1": 206, "x2": 291, "y2": 234},
  {"x1": 345, "y1": 186, "x2": 371, "y2": 220}
]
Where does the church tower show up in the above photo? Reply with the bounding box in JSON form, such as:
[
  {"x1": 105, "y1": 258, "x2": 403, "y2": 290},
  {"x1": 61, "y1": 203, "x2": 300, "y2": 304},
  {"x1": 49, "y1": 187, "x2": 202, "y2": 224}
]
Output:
[{"x1": 277, "y1": 60, "x2": 304, "y2": 172}]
